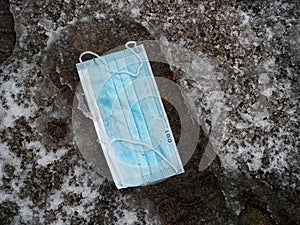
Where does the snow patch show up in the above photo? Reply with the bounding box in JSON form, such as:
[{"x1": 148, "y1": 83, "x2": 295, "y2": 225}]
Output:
[{"x1": 26, "y1": 141, "x2": 68, "y2": 167}]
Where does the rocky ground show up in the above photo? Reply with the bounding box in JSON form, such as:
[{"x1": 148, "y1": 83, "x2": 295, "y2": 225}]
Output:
[{"x1": 0, "y1": 0, "x2": 299, "y2": 224}]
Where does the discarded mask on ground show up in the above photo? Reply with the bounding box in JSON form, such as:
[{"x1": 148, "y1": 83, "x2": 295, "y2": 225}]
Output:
[{"x1": 76, "y1": 41, "x2": 184, "y2": 189}]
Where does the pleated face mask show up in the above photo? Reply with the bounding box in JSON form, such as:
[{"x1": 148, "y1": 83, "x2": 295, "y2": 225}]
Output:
[{"x1": 76, "y1": 41, "x2": 184, "y2": 189}]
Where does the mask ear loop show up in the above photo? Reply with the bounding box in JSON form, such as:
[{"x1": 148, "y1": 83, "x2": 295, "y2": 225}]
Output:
[{"x1": 79, "y1": 41, "x2": 143, "y2": 77}]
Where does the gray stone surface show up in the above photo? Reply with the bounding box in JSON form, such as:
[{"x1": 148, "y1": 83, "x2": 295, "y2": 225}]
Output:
[{"x1": 0, "y1": 0, "x2": 299, "y2": 224}]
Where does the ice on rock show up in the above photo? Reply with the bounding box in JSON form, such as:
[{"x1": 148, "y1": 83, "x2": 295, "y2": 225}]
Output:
[
  {"x1": 240, "y1": 12, "x2": 251, "y2": 26},
  {"x1": 258, "y1": 73, "x2": 270, "y2": 84},
  {"x1": 38, "y1": 18, "x2": 56, "y2": 31},
  {"x1": 0, "y1": 74, "x2": 37, "y2": 128},
  {"x1": 94, "y1": 12, "x2": 106, "y2": 20},
  {"x1": 131, "y1": 8, "x2": 141, "y2": 18},
  {"x1": 115, "y1": 209, "x2": 138, "y2": 224},
  {"x1": 48, "y1": 192, "x2": 64, "y2": 210},
  {"x1": 45, "y1": 27, "x2": 64, "y2": 49},
  {"x1": 235, "y1": 122, "x2": 251, "y2": 129},
  {"x1": 261, "y1": 87, "x2": 273, "y2": 97},
  {"x1": 0, "y1": 143, "x2": 21, "y2": 187}
]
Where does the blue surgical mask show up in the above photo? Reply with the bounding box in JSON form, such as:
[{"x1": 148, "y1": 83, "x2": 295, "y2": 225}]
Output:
[{"x1": 76, "y1": 41, "x2": 184, "y2": 189}]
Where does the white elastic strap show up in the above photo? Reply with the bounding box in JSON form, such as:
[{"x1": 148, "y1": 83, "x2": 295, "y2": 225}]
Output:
[
  {"x1": 79, "y1": 41, "x2": 143, "y2": 77},
  {"x1": 108, "y1": 138, "x2": 179, "y2": 173}
]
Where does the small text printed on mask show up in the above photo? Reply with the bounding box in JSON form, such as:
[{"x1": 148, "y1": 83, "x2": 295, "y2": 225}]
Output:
[{"x1": 165, "y1": 130, "x2": 172, "y2": 143}]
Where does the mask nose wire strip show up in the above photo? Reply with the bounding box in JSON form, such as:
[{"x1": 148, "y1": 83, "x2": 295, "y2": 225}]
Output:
[
  {"x1": 79, "y1": 41, "x2": 143, "y2": 77},
  {"x1": 108, "y1": 138, "x2": 179, "y2": 172},
  {"x1": 79, "y1": 41, "x2": 179, "y2": 173}
]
